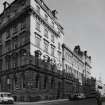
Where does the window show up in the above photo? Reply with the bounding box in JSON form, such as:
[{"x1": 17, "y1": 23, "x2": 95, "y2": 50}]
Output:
[
  {"x1": 45, "y1": 14, "x2": 48, "y2": 21},
  {"x1": 52, "y1": 21, "x2": 54, "y2": 28},
  {"x1": 44, "y1": 40, "x2": 49, "y2": 53},
  {"x1": 51, "y1": 33, "x2": 55, "y2": 43},
  {"x1": 36, "y1": 20, "x2": 40, "y2": 31},
  {"x1": 20, "y1": 33, "x2": 28, "y2": 46},
  {"x1": 35, "y1": 34, "x2": 41, "y2": 48},
  {"x1": 58, "y1": 27, "x2": 60, "y2": 34},
  {"x1": 36, "y1": 5, "x2": 40, "y2": 15},
  {"x1": 51, "y1": 77, "x2": 55, "y2": 88},
  {"x1": 0, "y1": 59, "x2": 2, "y2": 71},
  {"x1": 12, "y1": 54, "x2": 18, "y2": 68},
  {"x1": 65, "y1": 64, "x2": 68, "y2": 72},
  {"x1": 43, "y1": 75, "x2": 48, "y2": 89},
  {"x1": 12, "y1": 37, "x2": 18, "y2": 49},
  {"x1": 21, "y1": 19, "x2": 26, "y2": 30},
  {"x1": 5, "y1": 56, "x2": 11, "y2": 69},
  {"x1": 0, "y1": 46, "x2": 2, "y2": 56},
  {"x1": 6, "y1": 30, "x2": 10, "y2": 39},
  {"x1": 58, "y1": 42, "x2": 61, "y2": 50},
  {"x1": 12, "y1": 24, "x2": 18, "y2": 34},
  {"x1": 44, "y1": 28, "x2": 48, "y2": 38},
  {"x1": 51, "y1": 45, "x2": 55, "y2": 56},
  {"x1": 6, "y1": 40, "x2": 11, "y2": 52},
  {"x1": 0, "y1": 35, "x2": 2, "y2": 44},
  {"x1": 35, "y1": 74, "x2": 40, "y2": 88},
  {"x1": 58, "y1": 51, "x2": 61, "y2": 61}
]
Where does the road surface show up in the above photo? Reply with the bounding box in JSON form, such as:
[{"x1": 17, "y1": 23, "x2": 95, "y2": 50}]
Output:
[
  {"x1": 11, "y1": 98, "x2": 98, "y2": 105},
  {"x1": 103, "y1": 102, "x2": 105, "y2": 105}
]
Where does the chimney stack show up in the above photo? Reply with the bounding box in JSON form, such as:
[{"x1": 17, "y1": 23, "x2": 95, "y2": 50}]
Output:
[{"x1": 3, "y1": 1, "x2": 10, "y2": 10}]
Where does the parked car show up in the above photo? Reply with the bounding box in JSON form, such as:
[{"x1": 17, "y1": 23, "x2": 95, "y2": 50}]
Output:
[
  {"x1": 86, "y1": 91, "x2": 98, "y2": 98},
  {"x1": 77, "y1": 93, "x2": 86, "y2": 99},
  {"x1": 69, "y1": 93, "x2": 85, "y2": 100},
  {"x1": 69, "y1": 94, "x2": 79, "y2": 100},
  {"x1": 0, "y1": 92, "x2": 14, "y2": 104}
]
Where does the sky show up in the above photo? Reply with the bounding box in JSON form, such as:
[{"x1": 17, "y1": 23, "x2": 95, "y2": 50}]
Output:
[{"x1": 0, "y1": 0, "x2": 105, "y2": 82}]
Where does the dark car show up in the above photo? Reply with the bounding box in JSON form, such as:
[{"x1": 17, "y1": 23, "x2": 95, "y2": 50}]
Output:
[
  {"x1": 86, "y1": 91, "x2": 98, "y2": 98},
  {"x1": 69, "y1": 94, "x2": 79, "y2": 100},
  {"x1": 69, "y1": 93, "x2": 86, "y2": 101}
]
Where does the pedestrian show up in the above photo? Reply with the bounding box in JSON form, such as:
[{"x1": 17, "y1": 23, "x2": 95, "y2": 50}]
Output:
[{"x1": 96, "y1": 92, "x2": 102, "y2": 105}]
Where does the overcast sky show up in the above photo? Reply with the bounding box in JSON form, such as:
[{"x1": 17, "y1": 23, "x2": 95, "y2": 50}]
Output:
[{"x1": 0, "y1": 0, "x2": 105, "y2": 82}]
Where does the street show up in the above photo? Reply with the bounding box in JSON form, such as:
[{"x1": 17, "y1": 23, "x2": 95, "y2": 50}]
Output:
[
  {"x1": 7, "y1": 98, "x2": 98, "y2": 105},
  {"x1": 103, "y1": 102, "x2": 105, "y2": 105}
]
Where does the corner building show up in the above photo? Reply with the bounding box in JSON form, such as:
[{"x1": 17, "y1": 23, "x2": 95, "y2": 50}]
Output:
[{"x1": 0, "y1": 0, "x2": 64, "y2": 101}]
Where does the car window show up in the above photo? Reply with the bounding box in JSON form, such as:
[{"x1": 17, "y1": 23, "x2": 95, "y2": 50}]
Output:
[{"x1": 7, "y1": 94, "x2": 12, "y2": 97}]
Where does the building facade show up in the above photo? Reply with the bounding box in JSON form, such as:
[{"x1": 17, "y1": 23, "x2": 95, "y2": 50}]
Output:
[
  {"x1": 62, "y1": 44, "x2": 92, "y2": 95},
  {"x1": 0, "y1": 0, "x2": 64, "y2": 101},
  {"x1": 0, "y1": 0, "x2": 93, "y2": 102}
]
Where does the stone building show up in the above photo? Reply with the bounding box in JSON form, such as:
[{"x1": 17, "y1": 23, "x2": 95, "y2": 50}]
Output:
[
  {"x1": 62, "y1": 44, "x2": 92, "y2": 95},
  {"x1": 0, "y1": 0, "x2": 64, "y2": 101},
  {"x1": 0, "y1": 0, "x2": 93, "y2": 102}
]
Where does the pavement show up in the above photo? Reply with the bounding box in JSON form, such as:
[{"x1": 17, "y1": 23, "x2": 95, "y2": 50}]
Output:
[
  {"x1": 102, "y1": 102, "x2": 105, "y2": 105},
  {"x1": 14, "y1": 98, "x2": 98, "y2": 105},
  {"x1": 15, "y1": 99, "x2": 68, "y2": 104}
]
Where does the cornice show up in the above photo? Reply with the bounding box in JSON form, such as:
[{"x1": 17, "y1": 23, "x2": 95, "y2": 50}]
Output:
[
  {"x1": 35, "y1": 0, "x2": 64, "y2": 32},
  {"x1": 30, "y1": 6, "x2": 62, "y2": 37}
]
